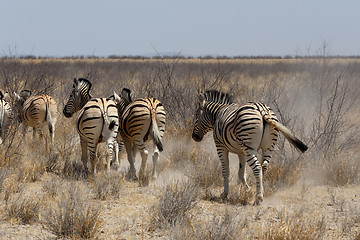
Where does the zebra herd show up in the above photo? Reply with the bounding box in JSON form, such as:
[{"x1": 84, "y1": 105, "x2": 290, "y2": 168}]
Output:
[{"x1": 0, "y1": 78, "x2": 307, "y2": 205}]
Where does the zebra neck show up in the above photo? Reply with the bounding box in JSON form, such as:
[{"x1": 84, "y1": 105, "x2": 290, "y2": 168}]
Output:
[
  {"x1": 205, "y1": 102, "x2": 227, "y2": 125},
  {"x1": 80, "y1": 94, "x2": 92, "y2": 109},
  {"x1": 116, "y1": 99, "x2": 128, "y2": 113}
]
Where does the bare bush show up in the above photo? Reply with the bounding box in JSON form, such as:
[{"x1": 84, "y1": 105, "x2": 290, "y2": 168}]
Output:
[
  {"x1": 42, "y1": 183, "x2": 102, "y2": 239},
  {"x1": 42, "y1": 175, "x2": 63, "y2": 198},
  {"x1": 259, "y1": 207, "x2": 326, "y2": 240},
  {"x1": 91, "y1": 172, "x2": 123, "y2": 200},
  {"x1": 187, "y1": 147, "x2": 222, "y2": 189},
  {"x1": 5, "y1": 189, "x2": 42, "y2": 224},
  {"x1": 151, "y1": 180, "x2": 199, "y2": 229},
  {"x1": 169, "y1": 211, "x2": 244, "y2": 240}
]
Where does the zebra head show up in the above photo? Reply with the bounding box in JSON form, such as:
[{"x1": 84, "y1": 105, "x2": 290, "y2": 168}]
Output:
[
  {"x1": 63, "y1": 78, "x2": 92, "y2": 118},
  {"x1": 14, "y1": 90, "x2": 32, "y2": 122},
  {"x1": 112, "y1": 88, "x2": 133, "y2": 113},
  {"x1": 192, "y1": 90, "x2": 232, "y2": 142},
  {"x1": 192, "y1": 93, "x2": 213, "y2": 142}
]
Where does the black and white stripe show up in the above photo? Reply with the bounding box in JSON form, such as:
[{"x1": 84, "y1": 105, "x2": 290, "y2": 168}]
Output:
[
  {"x1": 63, "y1": 78, "x2": 119, "y2": 176},
  {"x1": 192, "y1": 90, "x2": 307, "y2": 205},
  {"x1": 114, "y1": 95, "x2": 166, "y2": 181},
  {"x1": 14, "y1": 90, "x2": 57, "y2": 149},
  {"x1": 0, "y1": 90, "x2": 12, "y2": 145}
]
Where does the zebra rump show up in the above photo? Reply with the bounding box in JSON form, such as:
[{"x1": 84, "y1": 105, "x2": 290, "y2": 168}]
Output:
[{"x1": 0, "y1": 90, "x2": 12, "y2": 145}]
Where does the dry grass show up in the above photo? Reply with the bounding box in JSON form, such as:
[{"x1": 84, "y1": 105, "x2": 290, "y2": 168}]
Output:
[
  {"x1": 169, "y1": 210, "x2": 244, "y2": 240},
  {"x1": 0, "y1": 58, "x2": 359, "y2": 238},
  {"x1": 42, "y1": 182, "x2": 102, "y2": 239},
  {"x1": 5, "y1": 189, "x2": 42, "y2": 224},
  {"x1": 258, "y1": 207, "x2": 327, "y2": 240},
  {"x1": 150, "y1": 180, "x2": 199, "y2": 229},
  {"x1": 90, "y1": 171, "x2": 123, "y2": 200}
]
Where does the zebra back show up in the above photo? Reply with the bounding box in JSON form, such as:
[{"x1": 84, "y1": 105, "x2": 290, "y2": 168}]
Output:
[
  {"x1": 17, "y1": 93, "x2": 57, "y2": 128},
  {"x1": 77, "y1": 97, "x2": 119, "y2": 141},
  {"x1": 120, "y1": 97, "x2": 166, "y2": 151}
]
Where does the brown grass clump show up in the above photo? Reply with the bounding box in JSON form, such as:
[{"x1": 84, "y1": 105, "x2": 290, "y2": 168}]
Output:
[
  {"x1": 169, "y1": 211, "x2": 244, "y2": 240},
  {"x1": 259, "y1": 207, "x2": 326, "y2": 240},
  {"x1": 263, "y1": 159, "x2": 300, "y2": 197},
  {"x1": 42, "y1": 182, "x2": 102, "y2": 239},
  {"x1": 2, "y1": 173, "x2": 23, "y2": 202},
  {"x1": 91, "y1": 171, "x2": 123, "y2": 200},
  {"x1": 5, "y1": 189, "x2": 42, "y2": 224},
  {"x1": 150, "y1": 180, "x2": 199, "y2": 229},
  {"x1": 187, "y1": 146, "x2": 222, "y2": 189},
  {"x1": 320, "y1": 155, "x2": 360, "y2": 186},
  {"x1": 42, "y1": 175, "x2": 63, "y2": 198}
]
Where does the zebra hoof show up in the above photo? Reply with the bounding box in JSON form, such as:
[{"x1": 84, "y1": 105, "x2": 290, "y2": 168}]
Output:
[
  {"x1": 220, "y1": 192, "x2": 228, "y2": 202},
  {"x1": 127, "y1": 173, "x2": 138, "y2": 181},
  {"x1": 253, "y1": 196, "x2": 263, "y2": 206}
]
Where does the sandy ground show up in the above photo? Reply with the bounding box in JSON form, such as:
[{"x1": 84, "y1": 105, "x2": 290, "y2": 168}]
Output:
[{"x1": 0, "y1": 169, "x2": 358, "y2": 240}]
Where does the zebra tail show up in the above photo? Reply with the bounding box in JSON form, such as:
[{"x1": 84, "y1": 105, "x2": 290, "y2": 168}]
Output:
[
  {"x1": 100, "y1": 108, "x2": 116, "y2": 131},
  {"x1": 46, "y1": 101, "x2": 55, "y2": 134},
  {"x1": 269, "y1": 120, "x2": 308, "y2": 153},
  {"x1": 149, "y1": 111, "x2": 163, "y2": 152}
]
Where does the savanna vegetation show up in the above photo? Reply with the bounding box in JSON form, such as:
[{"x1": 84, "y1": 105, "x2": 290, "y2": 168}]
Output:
[{"x1": 0, "y1": 57, "x2": 359, "y2": 239}]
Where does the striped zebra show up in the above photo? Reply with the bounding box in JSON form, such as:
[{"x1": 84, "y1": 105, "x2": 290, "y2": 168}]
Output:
[
  {"x1": 192, "y1": 90, "x2": 307, "y2": 205},
  {"x1": 0, "y1": 90, "x2": 12, "y2": 145},
  {"x1": 14, "y1": 90, "x2": 57, "y2": 149},
  {"x1": 113, "y1": 94, "x2": 166, "y2": 181},
  {"x1": 63, "y1": 78, "x2": 120, "y2": 176}
]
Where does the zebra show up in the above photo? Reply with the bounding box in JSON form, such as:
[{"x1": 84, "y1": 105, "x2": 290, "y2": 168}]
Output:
[
  {"x1": 63, "y1": 78, "x2": 121, "y2": 176},
  {"x1": 192, "y1": 90, "x2": 308, "y2": 205},
  {"x1": 113, "y1": 93, "x2": 166, "y2": 181},
  {"x1": 0, "y1": 90, "x2": 12, "y2": 145},
  {"x1": 14, "y1": 90, "x2": 57, "y2": 150}
]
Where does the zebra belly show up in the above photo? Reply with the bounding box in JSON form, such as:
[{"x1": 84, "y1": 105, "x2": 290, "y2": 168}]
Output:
[{"x1": 214, "y1": 112, "x2": 264, "y2": 153}]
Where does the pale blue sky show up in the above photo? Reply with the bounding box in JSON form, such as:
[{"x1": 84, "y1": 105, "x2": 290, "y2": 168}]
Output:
[{"x1": 0, "y1": 0, "x2": 359, "y2": 57}]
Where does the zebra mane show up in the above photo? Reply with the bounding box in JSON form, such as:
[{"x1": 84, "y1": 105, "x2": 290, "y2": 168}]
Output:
[
  {"x1": 77, "y1": 78, "x2": 92, "y2": 90},
  {"x1": 203, "y1": 90, "x2": 232, "y2": 105}
]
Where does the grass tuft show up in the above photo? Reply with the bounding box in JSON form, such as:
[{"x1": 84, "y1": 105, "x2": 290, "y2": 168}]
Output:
[
  {"x1": 42, "y1": 182, "x2": 102, "y2": 239},
  {"x1": 151, "y1": 180, "x2": 199, "y2": 229}
]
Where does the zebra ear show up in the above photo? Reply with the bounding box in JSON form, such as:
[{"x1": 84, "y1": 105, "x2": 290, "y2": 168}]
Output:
[
  {"x1": 14, "y1": 92, "x2": 20, "y2": 100},
  {"x1": 0, "y1": 90, "x2": 3, "y2": 99},
  {"x1": 199, "y1": 93, "x2": 205, "y2": 107},
  {"x1": 113, "y1": 91, "x2": 120, "y2": 102},
  {"x1": 121, "y1": 88, "x2": 133, "y2": 104},
  {"x1": 3, "y1": 92, "x2": 9, "y2": 100}
]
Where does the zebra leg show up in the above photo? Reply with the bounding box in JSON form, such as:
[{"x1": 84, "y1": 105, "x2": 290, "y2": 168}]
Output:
[
  {"x1": 261, "y1": 150, "x2": 271, "y2": 174},
  {"x1": 37, "y1": 127, "x2": 47, "y2": 151},
  {"x1": 112, "y1": 138, "x2": 124, "y2": 171},
  {"x1": 80, "y1": 139, "x2": 89, "y2": 177},
  {"x1": 237, "y1": 153, "x2": 249, "y2": 189},
  {"x1": 152, "y1": 142, "x2": 160, "y2": 179},
  {"x1": 124, "y1": 141, "x2": 137, "y2": 180},
  {"x1": 33, "y1": 127, "x2": 37, "y2": 139},
  {"x1": 138, "y1": 145, "x2": 149, "y2": 183},
  {"x1": 89, "y1": 142, "x2": 98, "y2": 175},
  {"x1": 217, "y1": 148, "x2": 230, "y2": 200},
  {"x1": 48, "y1": 121, "x2": 55, "y2": 147},
  {"x1": 106, "y1": 138, "x2": 116, "y2": 173},
  {"x1": 113, "y1": 140, "x2": 120, "y2": 171},
  {"x1": 107, "y1": 138, "x2": 119, "y2": 173},
  {"x1": 245, "y1": 150, "x2": 263, "y2": 205}
]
